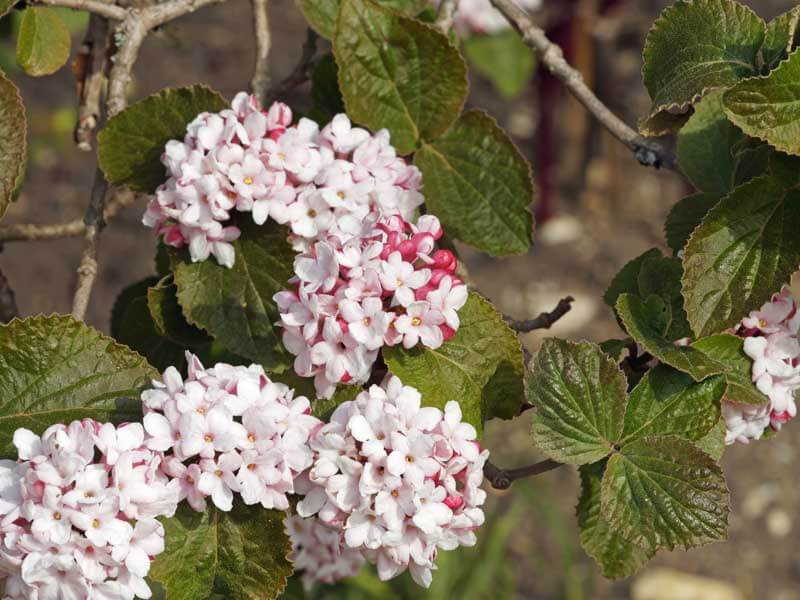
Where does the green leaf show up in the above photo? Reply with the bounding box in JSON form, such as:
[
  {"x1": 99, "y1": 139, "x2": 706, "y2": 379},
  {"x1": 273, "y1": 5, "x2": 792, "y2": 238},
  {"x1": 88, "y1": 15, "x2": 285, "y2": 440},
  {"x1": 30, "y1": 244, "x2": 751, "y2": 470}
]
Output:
[
  {"x1": 676, "y1": 91, "x2": 766, "y2": 194},
  {"x1": 636, "y1": 255, "x2": 692, "y2": 341},
  {"x1": 0, "y1": 0, "x2": 17, "y2": 19},
  {"x1": 723, "y1": 48, "x2": 800, "y2": 155},
  {"x1": 383, "y1": 292, "x2": 523, "y2": 434},
  {"x1": 641, "y1": 0, "x2": 763, "y2": 134},
  {"x1": 598, "y1": 339, "x2": 629, "y2": 362},
  {"x1": 621, "y1": 365, "x2": 724, "y2": 444},
  {"x1": 577, "y1": 461, "x2": 653, "y2": 579},
  {"x1": 309, "y1": 54, "x2": 344, "y2": 122},
  {"x1": 692, "y1": 333, "x2": 768, "y2": 405},
  {"x1": 150, "y1": 502, "x2": 292, "y2": 600},
  {"x1": 16, "y1": 7, "x2": 71, "y2": 76},
  {"x1": 462, "y1": 30, "x2": 535, "y2": 99},
  {"x1": 761, "y1": 7, "x2": 800, "y2": 72},
  {"x1": 601, "y1": 436, "x2": 728, "y2": 551},
  {"x1": 333, "y1": 0, "x2": 468, "y2": 154},
  {"x1": 664, "y1": 193, "x2": 722, "y2": 255},
  {"x1": 311, "y1": 383, "x2": 362, "y2": 420},
  {"x1": 615, "y1": 294, "x2": 724, "y2": 381},
  {"x1": 297, "y1": 0, "x2": 428, "y2": 39},
  {"x1": 694, "y1": 416, "x2": 726, "y2": 461},
  {"x1": 603, "y1": 248, "x2": 663, "y2": 309},
  {"x1": 681, "y1": 175, "x2": 800, "y2": 336},
  {"x1": 148, "y1": 277, "x2": 212, "y2": 348},
  {"x1": 172, "y1": 221, "x2": 294, "y2": 372},
  {"x1": 0, "y1": 315, "x2": 157, "y2": 457},
  {"x1": 98, "y1": 85, "x2": 229, "y2": 193},
  {"x1": 528, "y1": 339, "x2": 627, "y2": 465},
  {"x1": 0, "y1": 71, "x2": 26, "y2": 221},
  {"x1": 415, "y1": 110, "x2": 533, "y2": 256}
]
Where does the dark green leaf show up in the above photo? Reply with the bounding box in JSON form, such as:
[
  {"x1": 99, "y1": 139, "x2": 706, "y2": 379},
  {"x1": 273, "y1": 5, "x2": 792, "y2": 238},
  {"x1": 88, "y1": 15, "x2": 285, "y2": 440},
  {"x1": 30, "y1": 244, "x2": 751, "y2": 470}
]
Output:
[
  {"x1": 677, "y1": 91, "x2": 758, "y2": 194},
  {"x1": 311, "y1": 383, "x2": 362, "y2": 420},
  {"x1": 598, "y1": 339, "x2": 629, "y2": 362},
  {"x1": 641, "y1": 0, "x2": 763, "y2": 134},
  {"x1": 723, "y1": 48, "x2": 800, "y2": 155},
  {"x1": 603, "y1": 248, "x2": 663, "y2": 309},
  {"x1": 98, "y1": 85, "x2": 229, "y2": 193},
  {"x1": 297, "y1": 0, "x2": 428, "y2": 39},
  {"x1": 172, "y1": 221, "x2": 294, "y2": 373},
  {"x1": 621, "y1": 364, "x2": 724, "y2": 444},
  {"x1": 415, "y1": 110, "x2": 534, "y2": 256},
  {"x1": 615, "y1": 294, "x2": 725, "y2": 381},
  {"x1": 529, "y1": 339, "x2": 627, "y2": 465},
  {"x1": 309, "y1": 54, "x2": 344, "y2": 122},
  {"x1": 601, "y1": 436, "x2": 728, "y2": 551},
  {"x1": 462, "y1": 30, "x2": 535, "y2": 99},
  {"x1": 694, "y1": 416, "x2": 726, "y2": 461},
  {"x1": 148, "y1": 277, "x2": 212, "y2": 347},
  {"x1": 577, "y1": 461, "x2": 653, "y2": 579},
  {"x1": 0, "y1": 0, "x2": 17, "y2": 19},
  {"x1": 636, "y1": 255, "x2": 692, "y2": 341},
  {"x1": 692, "y1": 333, "x2": 767, "y2": 405},
  {"x1": 383, "y1": 292, "x2": 524, "y2": 434},
  {"x1": 0, "y1": 315, "x2": 157, "y2": 457},
  {"x1": 150, "y1": 502, "x2": 292, "y2": 600},
  {"x1": 0, "y1": 71, "x2": 26, "y2": 221},
  {"x1": 681, "y1": 175, "x2": 800, "y2": 336},
  {"x1": 664, "y1": 192, "x2": 722, "y2": 255},
  {"x1": 333, "y1": 0, "x2": 468, "y2": 154},
  {"x1": 16, "y1": 7, "x2": 71, "y2": 76},
  {"x1": 761, "y1": 6, "x2": 800, "y2": 72}
]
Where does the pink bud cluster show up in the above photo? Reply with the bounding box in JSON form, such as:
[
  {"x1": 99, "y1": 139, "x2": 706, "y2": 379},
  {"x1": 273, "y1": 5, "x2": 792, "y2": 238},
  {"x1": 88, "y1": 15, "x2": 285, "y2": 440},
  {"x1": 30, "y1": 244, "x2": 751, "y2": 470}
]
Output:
[
  {"x1": 274, "y1": 213, "x2": 468, "y2": 398},
  {"x1": 431, "y1": 0, "x2": 541, "y2": 34},
  {"x1": 725, "y1": 286, "x2": 800, "y2": 444},
  {"x1": 0, "y1": 420, "x2": 179, "y2": 599},
  {"x1": 140, "y1": 352, "x2": 323, "y2": 513},
  {"x1": 286, "y1": 513, "x2": 365, "y2": 589},
  {"x1": 143, "y1": 92, "x2": 424, "y2": 268},
  {"x1": 293, "y1": 376, "x2": 488, "y2": 588}
]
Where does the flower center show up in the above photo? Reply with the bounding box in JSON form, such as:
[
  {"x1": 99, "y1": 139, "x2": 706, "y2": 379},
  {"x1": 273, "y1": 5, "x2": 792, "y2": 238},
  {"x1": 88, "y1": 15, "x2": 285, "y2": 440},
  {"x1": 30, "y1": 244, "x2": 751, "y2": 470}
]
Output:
[
  {"x1": 204, "y1": 434, "x2": 214, "y2": 443},
  {"x1": 53, "y1": 512, "x2": 62, "y2": 521},
  {"x1": 248, "y1": 433, "x2": 256, "y2": 443},
  {"x1": 186, "y1": 476, "x2": 195, "y2": 484},
  {"x1": 411, "y1": 316, "x2": 422, "y2": 327},
  {"x1": 308, "y1": 209, "x2": 317, "y2": 218},
  {"x1": 391, "y1": 489, "x2": 399, "y2": 498},
  {"x1": 243, "y1": 176, "x2": 254, "y2": 185},
  {"x1": 196, "y1": 407, "x2": 206, "y2": 415},
  {"x1": 405, "y1": 455, "x2": 414, "y2": 463},
  {"x1": 363, "y1": 317, "x2": 372, "y2": 326},
  {"x1": 337, "y1": 191, "x2": 346, "y2": 200},
  {"x1": 92, "y1": 519, "x2": 100, "y2": 529},
  {"x1": 247, "y1": 464, "x2": 257, "y2": 471},
  {"x1": 215, "y1": 469, "x2": 223, "y2": 477},
  {"x1": 759, "y1": 318, "x2": 768, "y2": 328}
]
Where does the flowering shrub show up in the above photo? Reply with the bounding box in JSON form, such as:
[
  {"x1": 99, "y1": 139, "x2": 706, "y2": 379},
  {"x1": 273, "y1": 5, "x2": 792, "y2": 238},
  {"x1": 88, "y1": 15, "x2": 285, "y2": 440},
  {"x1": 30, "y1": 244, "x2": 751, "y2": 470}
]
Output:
[{"x1": 2, "y1": 0, "x2": 800, "y2": 596}]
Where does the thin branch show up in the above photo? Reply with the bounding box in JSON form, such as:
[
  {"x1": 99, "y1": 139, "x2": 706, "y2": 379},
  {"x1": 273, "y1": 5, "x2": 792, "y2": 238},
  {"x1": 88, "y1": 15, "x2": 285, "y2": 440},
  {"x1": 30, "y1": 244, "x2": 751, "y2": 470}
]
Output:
[
  {"x1": 250, "y1": 0, "x2": 272, "y2": 105},
  {"x1": 506, "y1": 295, "x2": 574, "y2": 332},
  {"x1": 72, "y1": 15, "x2": 110, "y2": 151},
  {"x1": 434, "y1": 0, "x2": 460, "y2": 34},
  {"x1": 264, "y1": 28, "x2": 318, "y2": 105},
  {"x1": 0, "y1": 269, "x2": 19, "y2": 324},
  {"x1": 488, "y1": 0, "x2": 677, "y2": 170},
  {"x1": 32, "y1": 0, "x2": 126, "y2": 20},
  {"x1": 484, "y1": 459, "x2": 563, "y2": 490}
]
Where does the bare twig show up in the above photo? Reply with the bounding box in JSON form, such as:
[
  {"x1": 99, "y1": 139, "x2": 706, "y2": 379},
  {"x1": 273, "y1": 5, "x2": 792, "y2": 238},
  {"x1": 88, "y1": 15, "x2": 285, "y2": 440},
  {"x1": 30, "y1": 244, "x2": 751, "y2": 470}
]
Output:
[
  {"x1": 0, "y1": 269, "x2": 19, "y2": 324},
  {"x1": 250, "y1": 0, "x2": 272, "y2": 104},
  {"x1": 489, "y1": 0, "x2": 677, "y2": 170},
  {"x1": 32, "y1": 0, "x2": 126, "y2": 20},
  {"x1": 264, "y1": 28, "x2": 318, "y2": 105},
  {"x1": 506, "y1": 295, "x2": 574, "y2": 332},
  {"x1": 435, "y1": 0, "x2": 460, "y2": 34},
  {"x1": 484, "y1": 459, "x2": 563, "y2": 489},
  {"x1": 72, "y1": 15, "x2": 110, "y2": 151}
]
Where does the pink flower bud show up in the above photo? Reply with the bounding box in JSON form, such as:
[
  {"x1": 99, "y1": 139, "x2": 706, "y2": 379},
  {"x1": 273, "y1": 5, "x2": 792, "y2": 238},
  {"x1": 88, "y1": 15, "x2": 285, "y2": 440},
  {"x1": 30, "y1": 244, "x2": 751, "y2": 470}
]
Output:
[
  {"x1": 444, "y1": 494, "x2": 464, "y2": 510},
  {"x1": 431, "y1": 250, "x2": 456, "y2": 272}
]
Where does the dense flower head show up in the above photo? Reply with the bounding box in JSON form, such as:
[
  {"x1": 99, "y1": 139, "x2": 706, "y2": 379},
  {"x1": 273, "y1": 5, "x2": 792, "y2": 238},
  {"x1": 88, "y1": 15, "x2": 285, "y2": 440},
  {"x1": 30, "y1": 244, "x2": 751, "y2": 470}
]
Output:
[
  {"x1": 431, "y1": 0, "x2": 541, "y2": 34},
  {"x1": 140, "y1": 352, "x2": 323, "y2": 513},
  {"x1": 725, "y1": 286, "x2": 800, "y2": 444},
  {"x1": 0, "y1": 419, "x2": 178, "y2": 599},
  {"x1": 143, "y1": 93, "x2": 424, "y2": 268},
  {"x1": 286, "y1": 514, "x2": 365, "y2": 589},
  {"x1": 274, "y1": 213, "x2": 468, "y2": 398},
  {"x1": 294, "y1": 376, "x2": 488, "y2": 588}
]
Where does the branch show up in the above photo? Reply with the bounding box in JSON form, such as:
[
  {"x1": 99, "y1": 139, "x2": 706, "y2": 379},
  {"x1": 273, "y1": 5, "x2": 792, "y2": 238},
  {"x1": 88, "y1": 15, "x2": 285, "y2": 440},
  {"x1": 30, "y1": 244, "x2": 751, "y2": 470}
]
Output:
[
  {"x1": 0, "y1": 269, "x2": 18, "y2": 324},
  {"x1": 250, "y1": 0, "x2": 272, "y2": 104},
  {"x1": 72, "y1": 14, "x2": 110, "y2": 151},
  {"x1": 434, "y1": 0, "x2": 460, "y2": 34},
  {"x1": 506, "y1": 295, "x2": 574, "y2": 332},
  {"x1": 489, "y1": 0, "x2": 677, "y2": 170},
  {"x1": 264, "y1": 29, "x2": 318, "y2": 105},
  {"x1": 32, "y1": 0, "x2": 126, "y2": 20},
  {"x1": 484, "y1": 459, "x2": 563, "y2": 490}
]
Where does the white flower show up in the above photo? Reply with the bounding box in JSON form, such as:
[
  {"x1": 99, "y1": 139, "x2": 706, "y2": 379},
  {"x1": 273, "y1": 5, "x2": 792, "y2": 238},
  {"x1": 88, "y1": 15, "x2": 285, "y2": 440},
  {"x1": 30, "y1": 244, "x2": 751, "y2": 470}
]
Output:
[{"x1": 393, "y1": 302, "x2": 445, "y2": 349}]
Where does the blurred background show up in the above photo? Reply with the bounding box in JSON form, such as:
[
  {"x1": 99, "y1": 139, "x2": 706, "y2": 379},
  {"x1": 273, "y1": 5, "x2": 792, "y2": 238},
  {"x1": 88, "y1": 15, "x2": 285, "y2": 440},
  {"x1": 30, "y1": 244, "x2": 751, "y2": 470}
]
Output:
[{"x1": 0, "y1": 0, "x2": 798, "y2": 597}]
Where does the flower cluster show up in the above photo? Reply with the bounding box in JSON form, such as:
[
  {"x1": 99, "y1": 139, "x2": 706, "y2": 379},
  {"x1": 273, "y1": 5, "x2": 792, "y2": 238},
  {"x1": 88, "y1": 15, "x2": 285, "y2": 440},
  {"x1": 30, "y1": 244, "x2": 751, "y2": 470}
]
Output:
[
  {"x1": 294, "y1": 376, "x2": 488, "y2": 588},
  {"x1": 0, "y1": 420, "x2": 178, "y2": 599},
  {"x1": 140, "y1": 352, "x2": 322, "y2": 512},
  {"x1": 275, "y1": 213, "x2": 468, "y2": 398},
  {"x1": 725, "y1": 286, "x2": 800, "y2": 444},
  {"x1": 143, "y1": 93, "x2": 423, "y2": 267},
  {"x1": 286, "y1": 513, "x2": 365, "y2": 589},
  {"x1": 431, "y1": 0, "x2": 541, "y2": 35}
]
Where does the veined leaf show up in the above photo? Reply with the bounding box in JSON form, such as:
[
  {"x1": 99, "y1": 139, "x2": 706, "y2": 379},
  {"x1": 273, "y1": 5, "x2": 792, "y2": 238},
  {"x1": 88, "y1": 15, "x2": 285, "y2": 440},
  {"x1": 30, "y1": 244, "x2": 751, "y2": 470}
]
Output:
[
  {"x1": 0, "y1": 71, "x2": 25, "y2": 221},
  {"x1": 16, "y1": 7, "x2": 71, "y2": 76}
]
